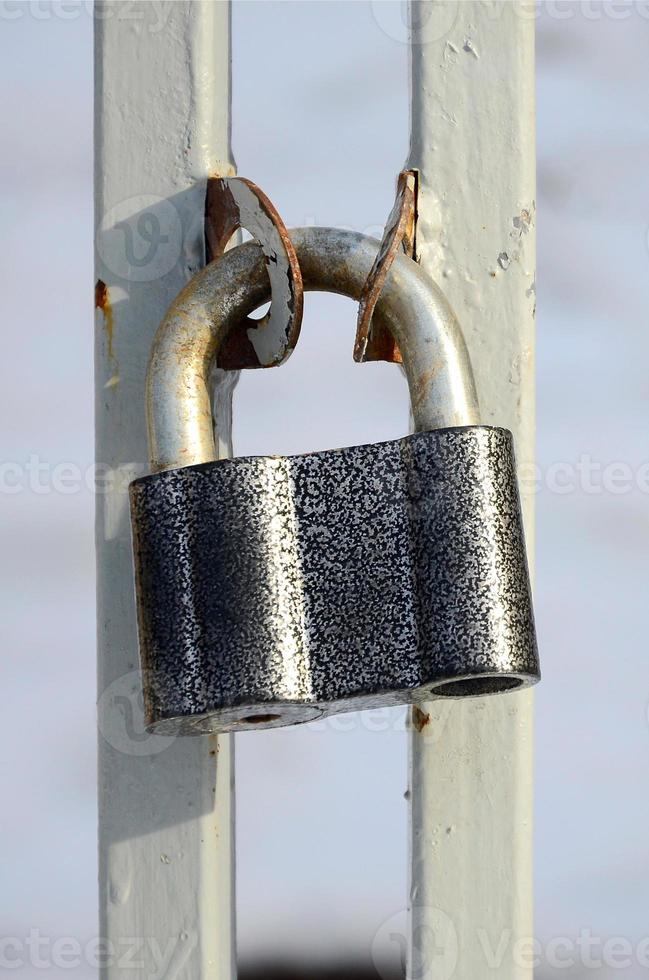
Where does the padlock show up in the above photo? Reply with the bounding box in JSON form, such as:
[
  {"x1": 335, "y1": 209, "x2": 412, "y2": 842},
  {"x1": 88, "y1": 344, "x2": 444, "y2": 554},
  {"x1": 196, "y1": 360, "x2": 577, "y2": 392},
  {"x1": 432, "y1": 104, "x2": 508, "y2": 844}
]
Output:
[{"x1": 129, "y1": 227, "x2": 539, "y2": 734}]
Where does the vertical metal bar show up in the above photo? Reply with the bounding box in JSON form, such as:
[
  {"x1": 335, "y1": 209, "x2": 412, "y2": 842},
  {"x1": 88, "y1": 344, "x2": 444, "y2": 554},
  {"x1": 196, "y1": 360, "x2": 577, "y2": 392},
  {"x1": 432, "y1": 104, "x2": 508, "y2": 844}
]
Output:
[
  {"x1": 94, "y1": 3, "x2": 235, "y2": 976},
  {"x1": 407, "y1": 3, "x2": 535, "y2": 978}
]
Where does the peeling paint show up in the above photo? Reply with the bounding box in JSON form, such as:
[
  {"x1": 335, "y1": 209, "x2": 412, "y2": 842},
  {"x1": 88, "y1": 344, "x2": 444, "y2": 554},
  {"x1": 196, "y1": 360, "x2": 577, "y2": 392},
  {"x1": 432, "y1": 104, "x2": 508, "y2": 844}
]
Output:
[
  {"x1": 490, "y1": 206, "x2": 536, "y2": 279},
  {"x1": 512, "y1": 204, "x2": 535, "y2": 240},
  {"x1": 109, "y1": 874, "x2": 131, "y2": 906},
  {"x1": 509, "y1": 346, "x2": 532, "y2": 386},
  {"x1": 443, "y1": 40, "x2": 460, "y2": 68}
]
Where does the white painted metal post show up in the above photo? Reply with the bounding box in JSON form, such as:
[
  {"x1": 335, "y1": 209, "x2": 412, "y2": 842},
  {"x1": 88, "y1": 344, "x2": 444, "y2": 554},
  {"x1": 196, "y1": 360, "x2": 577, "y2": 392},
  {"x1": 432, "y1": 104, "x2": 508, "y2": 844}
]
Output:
[
  {"x1": 95, "y1": 3, "x2": 235, "y2": 976},
  {"x1": 407, "y1": 4, "x2": 535, "y2": 978}
]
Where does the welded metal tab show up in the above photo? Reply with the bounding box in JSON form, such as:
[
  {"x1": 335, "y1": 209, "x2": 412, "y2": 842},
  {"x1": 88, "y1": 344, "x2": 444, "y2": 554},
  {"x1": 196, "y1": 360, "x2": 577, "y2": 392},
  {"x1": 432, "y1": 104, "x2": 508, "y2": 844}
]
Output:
[
  {"x1": 205, "y1": 175, "x2": 303, "y2": 369},
  {"x1": 355, "y1": 169, "x2": 417, "y2": 364},
  {"x1": 130, "y1": 426, "x2": 539, "y2": 735}
]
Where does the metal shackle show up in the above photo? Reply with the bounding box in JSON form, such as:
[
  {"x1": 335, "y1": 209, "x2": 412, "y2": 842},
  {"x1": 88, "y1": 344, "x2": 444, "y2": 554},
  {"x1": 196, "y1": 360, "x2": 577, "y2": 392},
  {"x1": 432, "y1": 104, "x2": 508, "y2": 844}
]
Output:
[
  {"x1": 130, "y1": 227, "x2": 539, "y2": 734},
  {"x1": 146, "y1": 227, "x2": 479, "y2": 472}
]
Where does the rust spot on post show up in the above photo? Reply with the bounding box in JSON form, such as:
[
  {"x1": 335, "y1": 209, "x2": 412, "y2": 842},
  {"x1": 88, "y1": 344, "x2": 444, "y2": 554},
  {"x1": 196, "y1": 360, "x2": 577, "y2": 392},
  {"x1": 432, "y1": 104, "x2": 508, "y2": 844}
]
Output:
[
  {"x1": 412, "y1": 705, "x2": 430, "y2": 734},
  {"x1": 95, "y1": 279, "x2": 115, "y2": 361}
]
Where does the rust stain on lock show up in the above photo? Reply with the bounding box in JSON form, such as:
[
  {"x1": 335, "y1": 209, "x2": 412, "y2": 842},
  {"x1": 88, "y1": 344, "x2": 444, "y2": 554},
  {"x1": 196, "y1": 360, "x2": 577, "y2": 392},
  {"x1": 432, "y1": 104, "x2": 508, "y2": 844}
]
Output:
[
  {"x1": 413, "y1": 360, "x2": 445, "y2": 411},
  {"x1": 95, "y1": 279, "x2": 115, "y2": 362}
]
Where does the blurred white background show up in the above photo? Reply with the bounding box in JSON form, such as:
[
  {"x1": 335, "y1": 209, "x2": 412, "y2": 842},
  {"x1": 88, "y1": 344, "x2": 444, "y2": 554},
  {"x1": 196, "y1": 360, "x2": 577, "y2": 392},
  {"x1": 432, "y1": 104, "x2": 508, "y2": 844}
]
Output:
[{"x1": 1, "y1": 1, "x2": 648, "y2": 977}]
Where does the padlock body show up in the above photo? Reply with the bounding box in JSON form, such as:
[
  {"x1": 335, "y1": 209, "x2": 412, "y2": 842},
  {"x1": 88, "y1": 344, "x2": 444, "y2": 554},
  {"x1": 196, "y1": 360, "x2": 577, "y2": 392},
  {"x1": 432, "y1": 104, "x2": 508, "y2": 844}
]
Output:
[{"x1": 129, "y1": 426, "x2": 539, "y2": 734}]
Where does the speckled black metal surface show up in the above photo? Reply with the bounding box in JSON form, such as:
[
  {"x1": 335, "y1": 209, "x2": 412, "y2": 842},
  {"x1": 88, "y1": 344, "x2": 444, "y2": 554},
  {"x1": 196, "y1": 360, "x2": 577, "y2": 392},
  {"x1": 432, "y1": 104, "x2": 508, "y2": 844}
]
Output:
[{"x1": 129, "y1": 426, "x2": 539, "y2": 734}]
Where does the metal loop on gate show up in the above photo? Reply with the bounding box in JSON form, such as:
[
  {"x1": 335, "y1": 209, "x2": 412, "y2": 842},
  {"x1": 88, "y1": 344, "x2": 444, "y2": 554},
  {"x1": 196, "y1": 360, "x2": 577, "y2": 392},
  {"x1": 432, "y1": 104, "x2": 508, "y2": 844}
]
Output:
[{"x1": 205, "y1": 176, "x2": 303, "y2": 370}]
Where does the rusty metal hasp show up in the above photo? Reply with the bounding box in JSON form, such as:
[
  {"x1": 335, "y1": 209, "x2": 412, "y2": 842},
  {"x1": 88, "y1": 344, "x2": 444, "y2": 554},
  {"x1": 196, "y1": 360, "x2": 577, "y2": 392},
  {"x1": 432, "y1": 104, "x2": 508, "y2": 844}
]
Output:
[{"x1": 129, "y1": 179, "x2": 540, "y2": 734}]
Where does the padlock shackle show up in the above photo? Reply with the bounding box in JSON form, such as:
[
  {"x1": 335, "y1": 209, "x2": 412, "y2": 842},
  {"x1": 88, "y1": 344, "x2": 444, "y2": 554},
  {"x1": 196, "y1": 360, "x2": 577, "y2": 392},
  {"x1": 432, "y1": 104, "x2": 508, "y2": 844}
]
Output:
[{"x1": 146, "y1": 227, "x2": 480, "y2": 471}]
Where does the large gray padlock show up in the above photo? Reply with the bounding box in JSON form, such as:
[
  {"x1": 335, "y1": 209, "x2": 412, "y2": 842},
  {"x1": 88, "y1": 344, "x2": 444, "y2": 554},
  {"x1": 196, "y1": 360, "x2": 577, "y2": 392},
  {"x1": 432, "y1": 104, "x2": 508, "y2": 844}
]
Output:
[{"x1": 129, "y1": 227, "x2": 539, "y2": 734}]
